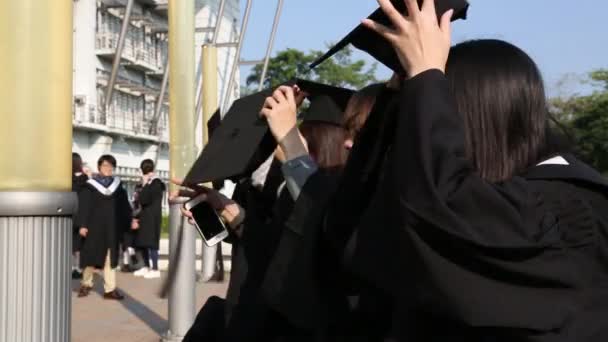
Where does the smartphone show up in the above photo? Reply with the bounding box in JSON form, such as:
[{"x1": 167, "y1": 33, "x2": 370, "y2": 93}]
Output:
[{"x1": 184, "y1": 194, "x2": 229, "y2": 246}]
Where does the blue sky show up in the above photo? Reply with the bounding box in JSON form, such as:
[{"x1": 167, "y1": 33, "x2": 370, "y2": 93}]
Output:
[{"x1": 238, "y1": 0, "x2": 607, "y2": 97}]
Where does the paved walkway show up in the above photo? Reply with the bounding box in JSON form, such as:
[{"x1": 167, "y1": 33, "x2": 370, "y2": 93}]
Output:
[{"x1": 72, "y1": 271, "x2": 228, "y2": 342}]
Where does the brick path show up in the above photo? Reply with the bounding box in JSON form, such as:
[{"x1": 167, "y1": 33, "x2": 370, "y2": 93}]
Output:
[{"x1": 72, "y1": 271, "x2": 228, "y2": 342}]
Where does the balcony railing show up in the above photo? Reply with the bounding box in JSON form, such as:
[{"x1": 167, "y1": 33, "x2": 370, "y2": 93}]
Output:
[
  {"x1": 72, "y1": 73, "x2": 169, "y2": 142},
  {"x1": 96, "y1": 8, "x2": 167, "y2": 73}
]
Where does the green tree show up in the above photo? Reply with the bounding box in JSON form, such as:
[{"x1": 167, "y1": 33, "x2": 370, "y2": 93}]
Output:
[
  {"x1": 245, "y1": 46, "x2": 378, "y2": 91},
  {"x1": 246, "y1": 49, "x2": 314, "y2": 90},
  {"x1": 551, "y1": 69, "x2": 608, "y2": 173},
  {"x1": 308, "y1": 47, "x2": 378, "y2": 88}
]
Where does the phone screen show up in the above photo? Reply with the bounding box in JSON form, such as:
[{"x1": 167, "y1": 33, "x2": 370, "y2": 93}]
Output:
[{"x1": 189, "y1": 201, "x2": 227, "y2": 241}]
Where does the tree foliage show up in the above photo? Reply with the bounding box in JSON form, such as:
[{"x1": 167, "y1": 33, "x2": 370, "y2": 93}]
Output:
[
  {"x1": 246, "y1": 46, "x2": 378, "y2": 91},
  {"x1": 551, "y1": 69, "x2": 608, "y2": 173}
]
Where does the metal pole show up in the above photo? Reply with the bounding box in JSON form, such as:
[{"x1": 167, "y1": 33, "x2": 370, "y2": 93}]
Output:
[
  {"x1": 258, "y1": 0, "x2": 284, "y2": 91},
  {"x1": 163, "y1": 0, "x2": 197, "y2": 340},
  {"x1": 153, "y1": 60, "x2": 170, "y2": 136},
  {"x1": 194, "y1": 50, "x2": 206, "y2": 132},
  {"x1": 153, "y1": 60, "x2": 169, "y2": 167},
  {"x1": 0, "y1": 0, "x2": 76, "y2": 341},
  {"x1": 221, "y1": 0, "x2": 252, "y2": 113},
  {"x1": 105, "y1": 0, "x2": 135, "y2": 113},
  {"x1": 212, "y1": 0, "x2": 227, "y2": 44}
]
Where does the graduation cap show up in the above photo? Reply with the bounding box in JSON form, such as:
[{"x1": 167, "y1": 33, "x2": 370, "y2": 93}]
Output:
[
  {"x1": 183, "y1": 80, "x2": 355, "y2": 185},
  {"x1": 310, "y1": 0, "x2": 469, "y2": 74},
  {"x1": 298, "y1": 80, "x2": 355, "y2": 126},
  {"x1": 207, "y1": 108, "x2": 222, "y2": 138}
]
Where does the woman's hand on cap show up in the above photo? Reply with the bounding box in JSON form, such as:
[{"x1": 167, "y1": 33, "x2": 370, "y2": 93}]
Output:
[{"x1": 362, "y1": 0, "x2": 453, "y2": 78}]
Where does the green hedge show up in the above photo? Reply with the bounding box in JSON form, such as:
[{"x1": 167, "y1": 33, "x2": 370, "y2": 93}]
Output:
[{"x1": 161, "y1": 215, "x2": 169, "y2": 239}]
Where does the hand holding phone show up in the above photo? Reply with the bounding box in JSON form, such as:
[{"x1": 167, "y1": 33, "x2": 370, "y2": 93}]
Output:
[{"x1": 184, "y1": 194, "x2": 229, "y2": 246}]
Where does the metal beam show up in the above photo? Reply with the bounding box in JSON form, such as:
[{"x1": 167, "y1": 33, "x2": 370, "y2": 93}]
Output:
[
  {"x1": 104, "y1": 0, "x2": 135, "y2": 113},
  {"x1": 221, "y1": 0, "x2": 252, "y2": 113},
  {"x1": 239, "y1": 59, "x2": 263, "y2": 66},
  {"x1": 196, "y1": 27, "x2": 214, "y2": 33},
  {"x1": 212, "y1": 0, "x2": 227, "y2": 44},
  {"x1": 214, "y1": 42, "x2": 238, "y2": 48},
  {"x1": 258, "y1": 0, "x2": 284, "y2": 91},
  {"x1": 152, "y1": 59, "x2": 170, "y2": 137}
]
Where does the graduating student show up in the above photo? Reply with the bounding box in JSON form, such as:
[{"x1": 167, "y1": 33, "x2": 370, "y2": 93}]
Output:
[
  {"x1": 72, "y1": 152, "x2": 89, "y2": 279},
  {"x1": 354, "y1": 1, "x2": 608, "y2": 339},
  {"x1": 179, "y1": 82, "x2": 361, "y2": 341},
  {"x1": 132, "y1": 159, "x2": 166, "y2": 279},
  {"x1": 260, "y1": 0, "x2": 608, "y2": 341},
  {"x1": 75, "y1": 154, "x2": 132, "y2": 300}
]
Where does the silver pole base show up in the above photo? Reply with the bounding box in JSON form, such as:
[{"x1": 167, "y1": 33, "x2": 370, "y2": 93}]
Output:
[
  {"x1": 162, "y1": 202, "x2": 196, "y2": 341},
  {"x1": 0, "y1": 192, "x2": 77, "y2": 342},
  {"x1": 160, "y1": 330, "x2": 186, "y2": 342},
  {"x1": 200, "y1": 243, "x2": 217, "y2": 282}
]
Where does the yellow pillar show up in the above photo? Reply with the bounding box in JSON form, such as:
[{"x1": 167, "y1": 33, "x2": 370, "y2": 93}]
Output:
[
  {"x1": 0, "y1": 2, "x2": 75, "y2": 341},
  {"x1": 199, "y1": 44, "x2": 219, "y2": 282},
  {"x1": 0, "y1": 0, "x2": 73, "y2": 191},
  {"x1": 168, "y1": 0, "x2": 196, "y2": 190},
  {"x1": 201, "y1": 44, "x2": 219, "y2": 145}
]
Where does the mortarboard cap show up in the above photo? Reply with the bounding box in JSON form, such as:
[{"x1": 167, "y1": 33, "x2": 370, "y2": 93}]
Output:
[
  {"x1": 297, "y1": 79, "x2": 355, "y2": 126},
  {"x1": 310, "y1": 0, "x2": 469, "y2": 74},
  {"x1": 207, "y1": 108, "x2": 222, "y2": 139},
  {"x1": 183, "y1": 80, "x2": 355, "y2": 185},
  {"x1": 184, "y1": 88, "x2": 275, "y2": 185}
]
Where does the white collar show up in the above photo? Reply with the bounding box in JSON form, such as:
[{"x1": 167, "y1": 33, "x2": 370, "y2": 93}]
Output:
[
  {"x1": 87, "y1": 177, "x2": 122, "y2": 196},
  {"x1": 537, "y1": 155, "x2": 570, "y2": 166}
]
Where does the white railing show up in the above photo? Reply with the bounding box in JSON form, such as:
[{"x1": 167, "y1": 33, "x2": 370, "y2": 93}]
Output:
[{"x1": 96, "y1": 8, "x2": 167, "y2": 71}]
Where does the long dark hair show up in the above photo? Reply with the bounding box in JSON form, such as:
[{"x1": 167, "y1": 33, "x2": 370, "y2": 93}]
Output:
[
  {"x1": 342, "y1": 83, "x2": 385, "y2": 140},
  {"x1": 446, "y1": 39, "x2": 549, "y2": 182},
  {"x1": 72, "y1": 153, "x2": 83, "y2": 174},
  {"x1": 299, "y1": 122, "x2": 349, "y2": 170}
]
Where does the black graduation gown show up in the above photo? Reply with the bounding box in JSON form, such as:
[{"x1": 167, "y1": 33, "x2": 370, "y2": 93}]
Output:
[
  {"x1": 259, "y1": 88, "x2": 400, "y2": 341},
  {"x1": 260, "y1": 170, "x2": 350, "y2": 341},
  {"x1": 134, "y1": 178, "x2": 165, "y2": 249},
  {"x1": 72, "y1": 173, "x2": 89, "y2": 253},
  {"x1": 75, "y1": 178, "x2": 132, "y2": 269},
  {"x1": 345, "y1": 70, "x2": 608, "y2": 341},
  {"x1": 123, "y1": 184, "x2": 143, "y2": 249},
  {"x1": 222, "y1": 180, "x2": 297, "y2": 341},
  {"x1": 264, "y1": 70, "x2": 608, "y2": 342}
]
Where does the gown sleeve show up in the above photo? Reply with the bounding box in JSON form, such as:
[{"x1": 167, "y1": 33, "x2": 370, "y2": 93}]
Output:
[
  {"x1": 74, "y1": 187, "x2": 92, "y2": 229},
  {"x1": 117, "y1": 186, "x2": 133, "y2": 231}
]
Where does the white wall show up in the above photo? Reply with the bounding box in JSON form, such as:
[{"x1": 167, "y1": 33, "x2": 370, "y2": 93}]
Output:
[{"x1": 73, "y1": 0, "x2": 98, "y2": 116}]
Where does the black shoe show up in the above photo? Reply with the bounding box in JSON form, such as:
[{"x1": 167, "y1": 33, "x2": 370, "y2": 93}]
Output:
[
  {"x1": 77, "y1": 285, "x2": 92, "y2": 298},
  {"x1": 71, "y1": 270, "x2": 82, "y2": 279},
  {"x1": 103, "y1": 290, "x2": 125, "y2": 300},
  {"x1": 121, "y1": 265, "x2": 135, "y2": 273}
]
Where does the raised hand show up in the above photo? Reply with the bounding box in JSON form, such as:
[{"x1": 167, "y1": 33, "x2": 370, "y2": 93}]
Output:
[
  {"x1": 260, "y1": 86, "x2": 301, "y2": 142},
  {"x1": 362, "y1": 0, "x2": 453, "y2": 78}
]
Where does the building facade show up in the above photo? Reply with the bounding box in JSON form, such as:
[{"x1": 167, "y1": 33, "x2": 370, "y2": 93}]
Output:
[{"x1": 72, "y1": 0, "x2": 240, "y2": 201}]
